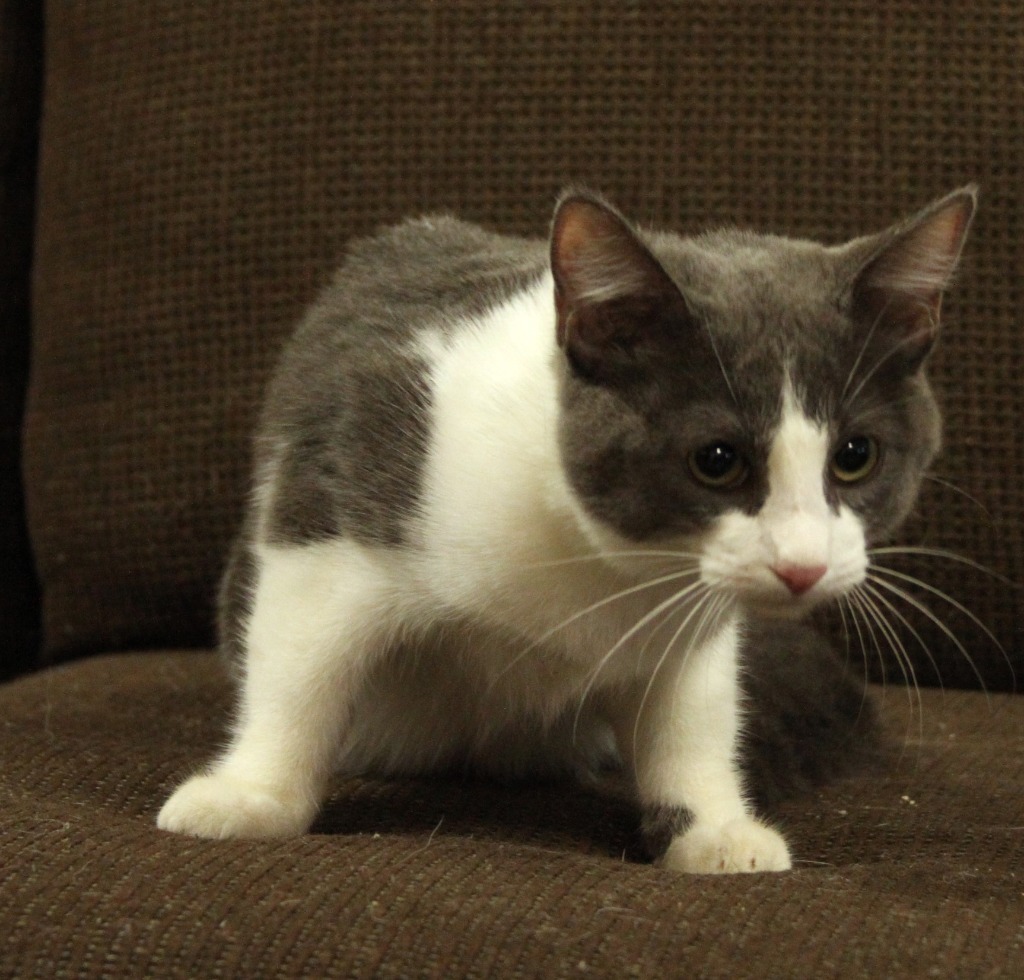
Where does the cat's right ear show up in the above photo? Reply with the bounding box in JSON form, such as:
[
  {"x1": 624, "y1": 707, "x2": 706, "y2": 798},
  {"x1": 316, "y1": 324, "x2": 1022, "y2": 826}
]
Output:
[{"x1": 550, "y1": 193, "x2": 689, "y2": 379}]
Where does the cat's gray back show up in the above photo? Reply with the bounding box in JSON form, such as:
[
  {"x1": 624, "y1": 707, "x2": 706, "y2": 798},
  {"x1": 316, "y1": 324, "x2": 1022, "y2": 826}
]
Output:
[
  {"x1": 304, "y1": 215, "x2": 545, "y2": 345},
  {"x1": 255, "y1": 216, "x2": 546, "y2": 549}
]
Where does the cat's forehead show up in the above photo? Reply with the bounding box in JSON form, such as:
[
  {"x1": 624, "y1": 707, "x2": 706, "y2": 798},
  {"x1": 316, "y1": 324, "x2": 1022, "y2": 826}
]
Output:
[
  {"x1": 647, "y1": 230, "x2": 857, "y2": 426},
  {"x1": 652, "y1": 230, "x2": 845, "y2": 324}
]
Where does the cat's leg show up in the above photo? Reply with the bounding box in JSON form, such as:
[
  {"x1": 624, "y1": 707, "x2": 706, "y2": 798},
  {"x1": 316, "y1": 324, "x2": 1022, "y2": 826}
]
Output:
[
  {"x1": 158, "y1": 540, "x2": 394, "y2": 839},
  {"x1": 616, "y1": 614, "x2": 791, "y2": 874}
]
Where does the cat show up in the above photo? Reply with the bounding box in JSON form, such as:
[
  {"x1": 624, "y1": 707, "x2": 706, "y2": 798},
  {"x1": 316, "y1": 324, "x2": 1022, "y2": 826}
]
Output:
[{"x1": 158, "y1": 185, "x2": 975, "y2": 873}]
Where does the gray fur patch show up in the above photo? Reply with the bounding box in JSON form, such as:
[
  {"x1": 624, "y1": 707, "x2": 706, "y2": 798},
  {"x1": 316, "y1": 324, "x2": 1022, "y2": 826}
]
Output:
[
  {"x1": 217, "y1": 530, "x2": 258, "y2": 674},
  {"x1": 740, "y1": 621, "x2": 883, "y2": 808},
  {"x1": 552, "y1": 193, "x2": 954, "y2": 545},
  {"x1": 258, "y1": 217, "x2": 546, "y2": 546},
  {"x1": 640, "y1": 803, "x2": 694, "y2": 860},
  {"x1": 263, "y1": 347, "x2": 433, "y2": 546}
]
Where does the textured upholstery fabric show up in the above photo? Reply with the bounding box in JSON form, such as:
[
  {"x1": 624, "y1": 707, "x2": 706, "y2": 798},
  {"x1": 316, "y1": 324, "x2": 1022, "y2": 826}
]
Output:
[
  {"x1": 2, "y1": 652, "x2": 1022, "y2": 977},
  {"x1": 22, "y1": 0, "x2": 1024, "y2": 688}
]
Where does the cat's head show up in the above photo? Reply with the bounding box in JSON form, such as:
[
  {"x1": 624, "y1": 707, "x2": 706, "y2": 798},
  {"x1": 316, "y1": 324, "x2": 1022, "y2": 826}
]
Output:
[{"x1": 551, "y1": 187, "x2": 975, "y2": 617}]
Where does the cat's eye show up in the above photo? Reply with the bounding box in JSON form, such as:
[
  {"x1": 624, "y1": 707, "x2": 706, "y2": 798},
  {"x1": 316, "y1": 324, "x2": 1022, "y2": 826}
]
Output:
[
  {"x1": 689, "y1": 442, "x2": 747, "y2": 488},
  {"x1": 831, "y1": 436, "x2": 879, "y2": 483}
]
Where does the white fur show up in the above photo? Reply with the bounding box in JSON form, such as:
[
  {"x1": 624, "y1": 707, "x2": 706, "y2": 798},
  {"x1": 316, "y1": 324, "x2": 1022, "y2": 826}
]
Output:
[
  {"x1": 702, "y1": 381, "x2": 867, "y2": 612},
  {"x1": 661, "y1": 818, "x2": 791, "y2": 874},
  {"x1": 868, "y1": 207, "x2": 965, "y2": 299},
  {"x1": 571, "y1": 251, "x2": 653, "y2": 305},
  {"x1": 159, "y1": 283, "x2": 868, "y2": 876}
]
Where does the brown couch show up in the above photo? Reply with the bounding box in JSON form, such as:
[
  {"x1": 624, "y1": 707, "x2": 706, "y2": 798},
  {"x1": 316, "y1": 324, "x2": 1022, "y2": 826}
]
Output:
[{"x1": 3, "y1": 2, "x2": 1022, "y2": 975}]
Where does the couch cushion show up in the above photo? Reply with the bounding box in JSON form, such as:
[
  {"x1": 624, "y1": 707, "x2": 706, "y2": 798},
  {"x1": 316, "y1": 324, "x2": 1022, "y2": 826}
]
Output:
[
  {"x1": 23, "y1": 1, "x2": 1023, "y2": 685},
  {"x1": 1, "y1": 651, "x2": 1021, "y2": 976}
]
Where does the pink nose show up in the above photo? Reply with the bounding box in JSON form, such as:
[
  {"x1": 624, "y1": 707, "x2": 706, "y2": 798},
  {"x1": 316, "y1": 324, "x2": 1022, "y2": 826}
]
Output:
[{"x1": 773, "y1": 563, "x2": 827, "y2": 596}]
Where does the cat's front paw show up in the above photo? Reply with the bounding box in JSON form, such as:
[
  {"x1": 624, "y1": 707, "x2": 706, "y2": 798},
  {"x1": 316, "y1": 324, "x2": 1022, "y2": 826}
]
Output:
[
  {"x1": 157, "y1": 772, "x2": 316, "y2": 840},
  {"x1": 659, "y1": 818, "x2": 791, "y2": 874}
]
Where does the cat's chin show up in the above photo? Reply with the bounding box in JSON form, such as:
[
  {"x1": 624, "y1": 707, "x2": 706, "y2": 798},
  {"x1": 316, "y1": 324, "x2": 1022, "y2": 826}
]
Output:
[{"x1": 736, "y1": 597, "x2": 820, "y2": 622}]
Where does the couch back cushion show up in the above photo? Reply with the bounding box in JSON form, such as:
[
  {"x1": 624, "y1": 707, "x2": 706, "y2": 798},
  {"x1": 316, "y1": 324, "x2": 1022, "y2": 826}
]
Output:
[{"x1": 24, "y1": 1, "x2": 1023, "y2": 687}]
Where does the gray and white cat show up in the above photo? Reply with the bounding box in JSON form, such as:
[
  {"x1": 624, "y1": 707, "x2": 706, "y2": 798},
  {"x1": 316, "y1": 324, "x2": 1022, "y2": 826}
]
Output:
[{"x1": 159, "y1": 187, "x2": 975, "y2": 873}]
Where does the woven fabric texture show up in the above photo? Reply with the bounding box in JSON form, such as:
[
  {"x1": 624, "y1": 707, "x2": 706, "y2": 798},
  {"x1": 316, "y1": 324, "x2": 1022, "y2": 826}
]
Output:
[
  {"x1": 24, "y1": 0, "x2": 1024, "y2": 686},
  {"x1": 2, "y1": 651, "x2": 1022, "y2": 977}
]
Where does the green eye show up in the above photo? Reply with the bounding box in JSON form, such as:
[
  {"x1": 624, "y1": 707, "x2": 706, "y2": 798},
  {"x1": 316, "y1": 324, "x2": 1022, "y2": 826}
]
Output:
[
  {"x1": 689, "y1": 442, "x2": 747, "y2": 488},
  {"x1": 831, "y1": 436, "x2": 879, "y2": 483}
]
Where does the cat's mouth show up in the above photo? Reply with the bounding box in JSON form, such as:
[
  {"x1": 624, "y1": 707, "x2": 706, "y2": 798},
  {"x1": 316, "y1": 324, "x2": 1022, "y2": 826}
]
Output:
[
  {"x1": 702, "y1": 551, "x2": 867, "y2": 622},
  {"x1": 722, "y1": 570, "x2": 849, "y2": 621}
]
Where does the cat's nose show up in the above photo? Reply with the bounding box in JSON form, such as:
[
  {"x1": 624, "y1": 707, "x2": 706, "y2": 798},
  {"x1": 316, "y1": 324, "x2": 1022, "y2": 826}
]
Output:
[{"x1": 772, "y1": 562, "x2": 827, "y2": 596}]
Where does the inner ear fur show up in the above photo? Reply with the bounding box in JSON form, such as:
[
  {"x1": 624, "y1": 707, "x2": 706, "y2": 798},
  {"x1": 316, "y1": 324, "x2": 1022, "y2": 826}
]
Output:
[
  {"x1": 550, "y1": 192, "x2": 693, "y2": 376},
  {"x1": 848, "y1": 186, "x2": 977, "y2": 368}
]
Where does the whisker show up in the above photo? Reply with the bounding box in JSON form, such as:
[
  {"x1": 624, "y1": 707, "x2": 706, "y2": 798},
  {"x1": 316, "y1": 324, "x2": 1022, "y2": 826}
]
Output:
[
  {"x1": 571, "y1": 583, "x2": 710, "y2": 741},
  {"x1": 847, "y1": 588, "x2": 888, "y2": 691},
  {"x1": 702, "y1": 321, "x2": 740, "y2": 409},
  {"x1": 839, "y1": 296, "x2": 890, "y2": 407},
  {"x1": 847, "y1": 391, "x2": 929, "y2": 421},
  {"x1": 861, "y1": 580, "x2": 945, "y2": 696},
  {"x1": 856, "y1": 583, "x2": 924, "y2": 739},
  {"x1": 835, "y1": 596, "x2": 853, "y2": 661},
  {"x1": 866, "y1": 572, "x2": 995, "y2": 701},
  {"x1": 843, "y1": 300, "x2": 938, "y2": 409},
  {"x1": 698, "y1": 594, "x2": 732, "y2": 706},
  {"x1": 623, "y1": 591, "x2": 716, "y2": 768},
  {"x1": 849, "y1": 587, "x2": 912, "y2": 714},
  {"x1": 868, "y1": 546, "x2": 1016, "y2": 588},
  {"x1": 858, "y1": 585, "x2": 921, "y2": 691},
  {"x1": 837, "y1": 594, "x2": 880, "y2": 733},
  {"x1": 525, "y1": 549, "x2": 703, "y2": 571},
  {"x1": 847, "y1": 588, "x2": 921, "y2": 767},
  {"x1": 485, "y1": 567, "x2": 702, "y2": 694},
  {"x1": 868, "y1": 564, "x2": 1013, "y2": 687},
  {"x1": 839, "y1": 594, "x2": 869, "y2": 677},
  {"x1": 633, "y1": 593, "x2": 691, "y2": 678},
  {"x1": 921, "y1": 475, "x2": 993, "y2": 520}
]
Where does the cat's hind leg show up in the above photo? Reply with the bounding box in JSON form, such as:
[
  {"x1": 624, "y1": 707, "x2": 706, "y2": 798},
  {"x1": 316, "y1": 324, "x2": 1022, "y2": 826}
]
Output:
[{"x1": 158, "y1": 539, "x2": 398, "y2": 839}]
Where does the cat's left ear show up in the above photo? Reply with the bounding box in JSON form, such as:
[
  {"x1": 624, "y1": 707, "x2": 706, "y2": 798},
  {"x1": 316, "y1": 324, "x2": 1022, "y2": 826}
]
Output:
[{"x1": 847, "y1": 186, "x2": 977, "y2": 370}]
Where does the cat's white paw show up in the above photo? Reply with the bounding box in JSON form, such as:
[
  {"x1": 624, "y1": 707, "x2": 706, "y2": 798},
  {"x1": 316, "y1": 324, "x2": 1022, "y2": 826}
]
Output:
[
  {"x1": 659, "y1": 818, "x2": 792, "y2": 874},
  {"x1": 157, "y1": 772, "x2": 316, "y2": 840}
]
